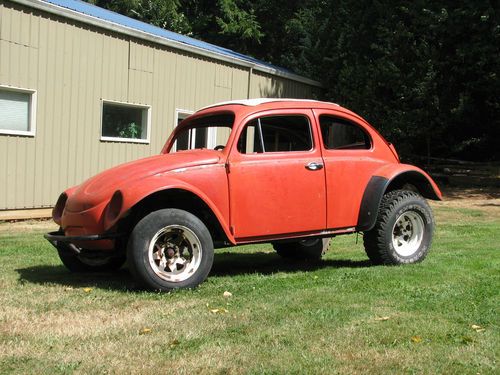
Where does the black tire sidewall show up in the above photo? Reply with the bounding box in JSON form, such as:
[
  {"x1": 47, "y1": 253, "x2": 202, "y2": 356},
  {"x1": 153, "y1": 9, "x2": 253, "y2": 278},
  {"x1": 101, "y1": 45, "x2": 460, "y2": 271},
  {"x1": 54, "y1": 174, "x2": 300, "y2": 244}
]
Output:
[
  {"x1": 127, "y1": 209, "x2": 214, "y2": 291},
  {"x1": 383, "y1": 197, "x2": 434, "y2": 264},
  {"x1": 57, "y1": 244, "x2": 125, "y2": 272},
  {"x1": 273, "y1": 238, "x2": 329, "y2": 260}
]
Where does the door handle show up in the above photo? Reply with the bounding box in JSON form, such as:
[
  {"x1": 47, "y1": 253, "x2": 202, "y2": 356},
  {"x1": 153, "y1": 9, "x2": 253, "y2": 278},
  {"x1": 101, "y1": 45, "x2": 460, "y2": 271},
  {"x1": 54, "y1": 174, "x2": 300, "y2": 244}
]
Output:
[{"x1": 305, "y1": 162, "x2": 324, "y2": 171}]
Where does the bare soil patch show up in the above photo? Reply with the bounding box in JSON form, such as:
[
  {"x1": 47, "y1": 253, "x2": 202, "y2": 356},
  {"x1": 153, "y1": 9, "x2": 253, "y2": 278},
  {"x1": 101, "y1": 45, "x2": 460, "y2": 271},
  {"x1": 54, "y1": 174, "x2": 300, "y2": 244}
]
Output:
[
  {"x1": 0, "y1": 219, "x2": 57, "y2": 235},
  {"x1": 433, "y1": 186, "x2": 500, "y2": 221}
]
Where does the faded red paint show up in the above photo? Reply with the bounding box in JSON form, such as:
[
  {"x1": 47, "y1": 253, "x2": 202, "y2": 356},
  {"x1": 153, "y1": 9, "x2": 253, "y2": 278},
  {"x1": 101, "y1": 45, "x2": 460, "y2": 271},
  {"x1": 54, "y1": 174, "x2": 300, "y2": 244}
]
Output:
[{"x1": 53, "y1": 100, "x2": 441, "y2": 250}]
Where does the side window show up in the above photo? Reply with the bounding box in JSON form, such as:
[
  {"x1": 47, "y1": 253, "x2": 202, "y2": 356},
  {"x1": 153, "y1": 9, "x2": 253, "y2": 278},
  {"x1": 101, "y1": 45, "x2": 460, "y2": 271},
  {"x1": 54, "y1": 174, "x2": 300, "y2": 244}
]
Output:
[
  {"x1": 238, "y1": 115, "x2": 312, "y2": 153},
  {"x1": 320, "y1": 115, "x2": 371, "y2": 150}
]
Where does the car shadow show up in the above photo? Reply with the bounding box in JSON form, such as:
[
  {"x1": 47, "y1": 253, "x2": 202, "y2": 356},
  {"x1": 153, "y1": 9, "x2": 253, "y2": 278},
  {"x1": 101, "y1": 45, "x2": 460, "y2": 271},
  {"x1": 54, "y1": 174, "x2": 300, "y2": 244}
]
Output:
[
  {"x1": 16, "y1": 251, "x2": 372, "y2": 291},
  {"x1": 210, "y1": 251, "x2": 371, "y2": 276},
  {"x1": 16, "y1": 265, "x2": 136, "y2": 291}
]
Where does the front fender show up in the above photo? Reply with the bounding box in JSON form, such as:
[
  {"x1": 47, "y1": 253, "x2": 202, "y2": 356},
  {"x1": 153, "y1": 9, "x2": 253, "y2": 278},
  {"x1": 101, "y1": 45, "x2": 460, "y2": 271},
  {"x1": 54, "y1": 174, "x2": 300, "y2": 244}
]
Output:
[
  {"x1": 108, "y1": 176, "x2": 234, "y2": 243},
  {"x1": 356, "y1": 164, "x2": 442, "y2": 231}
]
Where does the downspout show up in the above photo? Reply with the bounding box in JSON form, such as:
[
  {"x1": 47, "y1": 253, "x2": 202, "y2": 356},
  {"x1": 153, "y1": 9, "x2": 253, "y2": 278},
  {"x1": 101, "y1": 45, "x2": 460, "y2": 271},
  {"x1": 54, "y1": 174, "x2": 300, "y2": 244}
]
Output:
[{"x1": 247, "y1": 66, "x2": 253, "y2": 99}]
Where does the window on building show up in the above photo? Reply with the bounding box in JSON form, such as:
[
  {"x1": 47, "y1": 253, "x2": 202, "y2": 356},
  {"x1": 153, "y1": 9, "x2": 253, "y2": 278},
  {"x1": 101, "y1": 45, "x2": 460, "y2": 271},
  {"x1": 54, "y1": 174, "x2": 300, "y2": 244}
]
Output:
[
  {"x1": 238, "y1": 115, "x2": 312, "y2": 153},
  {"x1": 172, "y1": 113, "x2": 234, "y2": 152},
  {"x1": 320, "y1": 116, "x2": 371, "y2": 150},
  {"x1": 173, "y1": 110, "x2": 194, "y2": 151},
  {"x1": 101, "y1": 101, "x2": 150, "y2": 143},
  {"x1": 0, "y1": 86, "x2": 36, "y2": 136}
]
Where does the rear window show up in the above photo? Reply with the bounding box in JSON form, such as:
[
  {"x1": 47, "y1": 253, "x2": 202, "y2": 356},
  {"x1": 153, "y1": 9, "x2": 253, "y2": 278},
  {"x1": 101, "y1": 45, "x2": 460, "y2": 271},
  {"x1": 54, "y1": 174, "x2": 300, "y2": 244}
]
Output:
[{"x1": 320, "y1": 116, "x2": 371, "y2": 150}]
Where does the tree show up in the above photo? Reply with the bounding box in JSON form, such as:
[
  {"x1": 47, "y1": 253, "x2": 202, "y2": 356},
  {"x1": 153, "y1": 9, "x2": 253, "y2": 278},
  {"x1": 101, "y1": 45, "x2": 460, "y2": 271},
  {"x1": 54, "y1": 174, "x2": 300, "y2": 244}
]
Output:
[{"x1": 85, "y1": 0, "x2": 500, "y2": 161}]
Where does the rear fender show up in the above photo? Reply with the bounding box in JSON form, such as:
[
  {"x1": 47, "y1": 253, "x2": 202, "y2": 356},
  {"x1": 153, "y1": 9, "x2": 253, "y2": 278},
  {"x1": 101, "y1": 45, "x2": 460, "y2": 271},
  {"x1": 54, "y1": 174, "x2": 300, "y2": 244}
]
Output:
[{"x1": 356, "y1": 164, "x2": 442, "y2": 232}]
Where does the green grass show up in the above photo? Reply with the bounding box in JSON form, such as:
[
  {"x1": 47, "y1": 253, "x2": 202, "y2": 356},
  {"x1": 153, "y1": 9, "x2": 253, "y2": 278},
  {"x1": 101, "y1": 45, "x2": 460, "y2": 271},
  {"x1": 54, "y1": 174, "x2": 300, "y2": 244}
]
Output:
[{"x1": 0, "y1": 204, "x2": 499, "y2": 374}]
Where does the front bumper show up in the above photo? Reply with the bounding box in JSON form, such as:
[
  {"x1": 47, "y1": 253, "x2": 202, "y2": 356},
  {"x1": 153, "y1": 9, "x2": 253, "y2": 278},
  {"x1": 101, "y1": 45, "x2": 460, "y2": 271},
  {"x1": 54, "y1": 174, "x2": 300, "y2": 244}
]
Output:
[{"x1": 44, "y1": 230, "x2": 125, "y2": 251}]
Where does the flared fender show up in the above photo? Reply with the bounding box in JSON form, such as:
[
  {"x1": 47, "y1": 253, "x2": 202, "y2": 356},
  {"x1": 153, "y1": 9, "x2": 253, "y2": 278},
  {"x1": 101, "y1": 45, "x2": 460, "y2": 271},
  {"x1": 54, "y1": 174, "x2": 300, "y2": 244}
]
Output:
[
  {"x1": 113, "y1": 177, "x2": 235, "y2": 244},
  {"x1": 357, "y1": 164, "x2": 442, "y2": 232}
]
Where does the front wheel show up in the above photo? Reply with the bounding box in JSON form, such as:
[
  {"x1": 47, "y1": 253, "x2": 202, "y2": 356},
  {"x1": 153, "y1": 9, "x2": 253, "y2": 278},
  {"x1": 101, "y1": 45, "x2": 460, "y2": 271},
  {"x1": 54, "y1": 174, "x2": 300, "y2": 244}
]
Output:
[
  {"x1": 363, "y1": 190, "x2": 434, "y2": 265},
  {"x1": 127, "y1": 209, "x2": 214, "y2": 291}
]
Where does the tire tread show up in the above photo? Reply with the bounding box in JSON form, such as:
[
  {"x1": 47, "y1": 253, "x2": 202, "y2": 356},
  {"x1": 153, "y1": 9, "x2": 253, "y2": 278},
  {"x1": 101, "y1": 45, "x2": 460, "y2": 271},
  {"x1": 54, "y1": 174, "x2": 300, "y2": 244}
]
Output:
[{"x1": 364, "y1": 190, "x2": 433, "y2": 265}]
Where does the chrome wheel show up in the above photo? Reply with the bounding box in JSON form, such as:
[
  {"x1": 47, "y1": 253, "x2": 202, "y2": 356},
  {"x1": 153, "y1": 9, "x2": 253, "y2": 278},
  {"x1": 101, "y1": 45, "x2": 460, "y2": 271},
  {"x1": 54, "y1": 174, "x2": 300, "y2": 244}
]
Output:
[
  {"x1": 392, "y1": 211, "x2": 424, "y2": 257},
  {"x1": 148, "y1": 225, "x2": 202, "y2": 282}
]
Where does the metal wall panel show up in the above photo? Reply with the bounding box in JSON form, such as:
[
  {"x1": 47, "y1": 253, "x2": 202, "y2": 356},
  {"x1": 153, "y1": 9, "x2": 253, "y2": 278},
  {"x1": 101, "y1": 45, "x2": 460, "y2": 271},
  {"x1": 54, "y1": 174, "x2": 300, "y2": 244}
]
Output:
[
  {"x1": 0, "y1": 1, "x2": 318, "y2": 210},
  {"x1": 249, "y1": 72, "x2": 315, "y2": 99}
]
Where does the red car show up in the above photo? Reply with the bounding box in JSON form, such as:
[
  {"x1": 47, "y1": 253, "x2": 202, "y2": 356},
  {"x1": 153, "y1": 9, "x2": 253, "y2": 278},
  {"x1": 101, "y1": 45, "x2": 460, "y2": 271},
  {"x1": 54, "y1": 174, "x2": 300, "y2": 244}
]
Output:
[{"x1": 45, "y1": 99, "x2": 441, "y2": 291}]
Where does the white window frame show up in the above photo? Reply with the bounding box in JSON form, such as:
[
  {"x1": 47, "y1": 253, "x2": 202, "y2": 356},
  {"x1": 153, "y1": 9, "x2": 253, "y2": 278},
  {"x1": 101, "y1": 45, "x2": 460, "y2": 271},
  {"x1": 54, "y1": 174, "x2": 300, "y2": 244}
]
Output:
[
  {"x1": 174, "y1": 108, "x2": 218, "y2": 150},
  {"x1": 0, "y1": 84, "x2": 37, "y2": 137},
  {"x1": 100, "y1": 99, "x2": 151, "y2": 144},
  {"x1": 173, "y1": 108, "x2": 194, "y2": 151}
]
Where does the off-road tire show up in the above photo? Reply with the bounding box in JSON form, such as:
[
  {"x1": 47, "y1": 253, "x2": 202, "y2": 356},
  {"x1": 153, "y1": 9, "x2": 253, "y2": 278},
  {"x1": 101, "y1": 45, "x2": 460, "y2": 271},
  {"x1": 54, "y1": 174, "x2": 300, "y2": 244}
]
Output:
[
  {"x1": 273, "y1": 238, "x2": 330, "y2": 260},
  {"x1": 127, "y1": 208, "x2": 214, "y2": 291},
  {"x1": 363, "y1": 190, "x2": 434, "y2": 265},
  {"x1": 57, "y1": 243, "x2": 126, "y2": 272}
]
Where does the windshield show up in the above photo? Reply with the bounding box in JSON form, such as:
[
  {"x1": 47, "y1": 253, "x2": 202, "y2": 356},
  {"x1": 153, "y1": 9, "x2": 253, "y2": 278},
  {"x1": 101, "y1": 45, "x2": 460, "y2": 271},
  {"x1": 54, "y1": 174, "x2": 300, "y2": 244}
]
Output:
[{"x1": 170, "y1": 113, "x2": 234, "y2": 153}]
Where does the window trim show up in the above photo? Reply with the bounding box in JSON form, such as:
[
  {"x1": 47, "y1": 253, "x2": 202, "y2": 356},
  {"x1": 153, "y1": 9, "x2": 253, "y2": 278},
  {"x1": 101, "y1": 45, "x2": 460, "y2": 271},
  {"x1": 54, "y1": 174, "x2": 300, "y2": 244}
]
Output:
[
  {"x1": 238, "y1": 114, "x2": 314, "y2": 154},
  {"x1": 100, "y1": 99, "x2": 151, "y2": 144},
  {"x1": 0, "y1": 84, "x2": 37, "y2": 137},
  {"x1": 174, "y1": 108, "x2": 194, "y2": 127},
  {"x1": 173, "y1": 108, "x2": 194, "y2": 151}
]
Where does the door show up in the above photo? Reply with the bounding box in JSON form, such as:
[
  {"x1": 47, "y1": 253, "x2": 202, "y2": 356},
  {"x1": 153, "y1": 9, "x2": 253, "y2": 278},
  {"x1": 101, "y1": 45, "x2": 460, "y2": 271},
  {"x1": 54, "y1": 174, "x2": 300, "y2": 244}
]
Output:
[
  {"x1": 228, "y1": 110, "x2": 326, "y2": 240},
  {"x1": 314, "y1": 109, "x2": 386, "y2": 229}
]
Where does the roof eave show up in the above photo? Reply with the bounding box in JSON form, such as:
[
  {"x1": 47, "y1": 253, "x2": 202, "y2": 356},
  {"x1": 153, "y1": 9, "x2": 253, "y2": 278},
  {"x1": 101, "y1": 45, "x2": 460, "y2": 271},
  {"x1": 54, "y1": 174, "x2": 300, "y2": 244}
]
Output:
[{"x1": 13, "y1": 0, "x2": 323, "y2": 88}]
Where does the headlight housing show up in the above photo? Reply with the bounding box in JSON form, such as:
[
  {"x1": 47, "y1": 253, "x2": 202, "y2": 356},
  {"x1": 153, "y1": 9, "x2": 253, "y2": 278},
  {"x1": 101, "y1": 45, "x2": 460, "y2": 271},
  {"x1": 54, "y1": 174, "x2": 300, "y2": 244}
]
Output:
[
  {"x1": 53, "y1": 192, "x2": 68, "y2": 225},
  {"x1": 104, "y1": 190, "x2": 123, "y2": 228}
]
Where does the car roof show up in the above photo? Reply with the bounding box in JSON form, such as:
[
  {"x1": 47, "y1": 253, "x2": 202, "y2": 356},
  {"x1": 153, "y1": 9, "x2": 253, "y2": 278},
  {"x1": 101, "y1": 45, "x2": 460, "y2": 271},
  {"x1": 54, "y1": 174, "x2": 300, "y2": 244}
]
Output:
[
  {"x1": 197, "y1": 98, "x2": 340, "y2": 112},
  {"x1": 194, "y1": 98, "x2": 367, "y2": 124}
]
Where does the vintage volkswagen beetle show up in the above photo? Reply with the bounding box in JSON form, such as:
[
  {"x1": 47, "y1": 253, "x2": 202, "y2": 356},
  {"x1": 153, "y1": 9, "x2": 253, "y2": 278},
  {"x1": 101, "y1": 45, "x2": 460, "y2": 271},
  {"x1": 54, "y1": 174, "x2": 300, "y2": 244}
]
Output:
[{"x1": 45, "y1": 99, "x2": 441, "y2": 291}]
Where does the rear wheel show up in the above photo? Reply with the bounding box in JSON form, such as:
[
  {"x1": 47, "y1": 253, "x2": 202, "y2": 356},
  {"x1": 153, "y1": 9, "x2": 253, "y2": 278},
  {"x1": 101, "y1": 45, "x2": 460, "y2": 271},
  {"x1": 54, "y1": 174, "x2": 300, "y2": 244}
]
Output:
[
  {"x1": 363, "y1": 190, "x2": 434, "y2": 265},
  {"x1": 127, "y1": 209, "x2": 214, "y2": 291},
  {"x1": 57, "y1": 243, "x2": 126, "y2": 272},
  {"x1": 273, "y1": 238, "x2": 330, "y2": 260}
]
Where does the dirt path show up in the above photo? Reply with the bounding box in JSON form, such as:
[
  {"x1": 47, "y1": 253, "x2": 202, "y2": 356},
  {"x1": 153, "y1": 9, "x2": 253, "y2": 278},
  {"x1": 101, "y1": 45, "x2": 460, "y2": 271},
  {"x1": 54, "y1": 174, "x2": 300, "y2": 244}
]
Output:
[{"x1": 432, "y1": 187, "x2": 500, "y2": 221}]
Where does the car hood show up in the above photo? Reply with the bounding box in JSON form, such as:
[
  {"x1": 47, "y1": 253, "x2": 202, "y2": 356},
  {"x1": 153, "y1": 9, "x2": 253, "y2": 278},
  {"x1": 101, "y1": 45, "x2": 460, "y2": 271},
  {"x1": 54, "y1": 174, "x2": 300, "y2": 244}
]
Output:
[{"x1": 65, "y1": 150, "x2": 221, "y2": 211}]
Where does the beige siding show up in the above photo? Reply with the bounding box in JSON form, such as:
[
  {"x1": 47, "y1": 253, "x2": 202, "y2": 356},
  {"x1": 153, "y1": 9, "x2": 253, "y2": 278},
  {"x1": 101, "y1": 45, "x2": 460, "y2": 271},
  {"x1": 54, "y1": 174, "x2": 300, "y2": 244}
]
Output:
[
  {"x1": 0, "y1": 1, "x2": 318, "y2": 210},
  {"x1": 249, "y1": 71, "x2": 316, "y2": 99}
]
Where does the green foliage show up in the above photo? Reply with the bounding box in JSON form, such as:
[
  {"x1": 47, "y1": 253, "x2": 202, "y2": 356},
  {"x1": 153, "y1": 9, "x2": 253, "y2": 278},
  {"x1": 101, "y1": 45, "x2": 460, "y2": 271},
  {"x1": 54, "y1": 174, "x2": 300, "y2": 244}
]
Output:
[
  {"x1": 102, "y1": 106, "x2": 143, "y2": 139},
  {"x1": 279, "y1": 1, "x2": 500, "y2": 161},
  {"x1": 88, "y1": 0, "x2": 191, "y2": 33},
  {"x1": 85, "y1": 0, "x2": 499, "y2": 161}
]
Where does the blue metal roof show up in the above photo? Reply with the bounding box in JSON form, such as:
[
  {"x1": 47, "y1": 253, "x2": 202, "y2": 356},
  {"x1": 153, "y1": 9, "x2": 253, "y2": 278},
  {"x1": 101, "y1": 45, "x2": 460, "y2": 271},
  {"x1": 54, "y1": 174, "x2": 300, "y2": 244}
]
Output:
[{"x1": 43, "y1": 0, "x2": 288, "y2": 73}]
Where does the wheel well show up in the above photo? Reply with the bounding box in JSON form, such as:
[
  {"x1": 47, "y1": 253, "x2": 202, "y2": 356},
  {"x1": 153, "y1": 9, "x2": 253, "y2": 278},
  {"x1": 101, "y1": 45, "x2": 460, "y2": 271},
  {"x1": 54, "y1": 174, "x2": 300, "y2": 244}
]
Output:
[
  {"x1": 357, "y1": 172, "x2": 439, "y2": 232},
  {"x1": 385, "y1": 171, "x2": 440, "y2": 200},
  {"x1": 118, "y1": 189, "x2": 229, "y2": 247}
]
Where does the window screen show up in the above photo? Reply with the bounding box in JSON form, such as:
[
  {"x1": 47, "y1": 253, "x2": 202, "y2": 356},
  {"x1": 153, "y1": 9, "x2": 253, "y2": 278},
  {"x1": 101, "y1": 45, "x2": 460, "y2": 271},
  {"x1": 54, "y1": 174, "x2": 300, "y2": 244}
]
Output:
[
  {"x1": 0, "y1": 89, "x2": 31, "y2": 132},
  {"x1": 238, "y1": 115, "x2": 312, "y2": 153},
  {"x1": 102, "y1": 102, "x2": 149, "y2": 140},
  {"x1": 320, "y1": 116, "x2": 371, "y2": 150}
]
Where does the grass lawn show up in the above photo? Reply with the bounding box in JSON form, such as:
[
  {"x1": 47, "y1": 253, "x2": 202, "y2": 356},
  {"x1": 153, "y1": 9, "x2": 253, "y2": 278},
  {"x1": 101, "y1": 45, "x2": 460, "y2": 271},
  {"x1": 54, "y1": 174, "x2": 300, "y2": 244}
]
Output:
[{"x1": 0, "y1": 190, "x2": 498, "y2": 374}]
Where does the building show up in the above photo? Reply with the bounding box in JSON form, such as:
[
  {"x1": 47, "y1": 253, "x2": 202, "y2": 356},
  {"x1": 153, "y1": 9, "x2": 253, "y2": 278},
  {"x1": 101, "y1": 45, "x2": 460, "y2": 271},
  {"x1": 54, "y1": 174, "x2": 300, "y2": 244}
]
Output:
[{"x1": 0, "y1": 0, "x2": 321, "y2": 216}]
